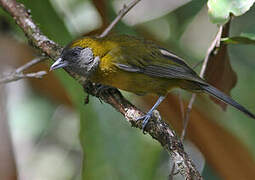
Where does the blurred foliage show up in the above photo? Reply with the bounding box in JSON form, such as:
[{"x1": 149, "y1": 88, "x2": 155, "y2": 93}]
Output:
[
  {"x1": 19, "y1": 0, "x2": 72, "y2": 44},
  {"x1": 165, "y1": 0, "x2": 207, "y2": 41},
  {"x1": 1, "y1": 0, "x2": 255, "y2": 180},
  {"x1": 208, "y1": 0, "x2": 255, "y2": 24}
]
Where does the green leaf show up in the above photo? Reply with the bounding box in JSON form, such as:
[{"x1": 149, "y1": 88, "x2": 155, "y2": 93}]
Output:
[
  {"x1": 208, "y1": 0, "x2": 255, "y2": 24},
  {"x1": 222, "y1": 33, "x2": 255, "y2": 44}
]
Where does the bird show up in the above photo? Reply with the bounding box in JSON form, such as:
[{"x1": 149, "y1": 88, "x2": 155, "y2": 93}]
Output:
[{"x1": 50, "y1": 34, "x2": 255, "y2": 130}]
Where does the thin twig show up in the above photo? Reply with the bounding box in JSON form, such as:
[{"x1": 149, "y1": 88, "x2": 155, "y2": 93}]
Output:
[
  {"x1": 99, "y1": 0, "x2": 141, "y2": 38},
  {"x1": 200, "y1": 26, "x2": 223, "y2": 78},
  {"x1": 0, "y1": 71, "x2": 47, "y2": 84},
  {"x1": 181, "y1": 94, "x2": 196, "y2": 141},
  {"x1": 178, "y1": 60, "x2": 204, "y2": 134},
  {"x1": 16, "y1": 56, "x2": 45, "y2": 73},
  {"x1": 0, "y1": 57, "x2": 47, "y2": 84},
  {"x1": 0, "y1": 0, "x2": 203, "y2": 179},
  {"x1": 178, "y1": 92, "x2": 185, "y2": 124},
  {"x1": 192, "y1": 60, "x2": 203, "y2": 70},
  {"x1": 180, "y1": 26, "x2": 223, "y2": 141}
]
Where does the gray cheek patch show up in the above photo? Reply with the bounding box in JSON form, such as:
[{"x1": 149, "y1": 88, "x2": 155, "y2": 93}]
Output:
[
  {"x1": 79, "y1": 47, "x2": 94, "y2": 68},
  {"x1": 87, "y1": 56, "x2": 100, "y2": 73}
]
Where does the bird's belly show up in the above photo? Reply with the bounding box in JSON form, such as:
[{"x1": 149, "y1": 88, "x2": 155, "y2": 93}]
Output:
[{"x1": 91, "y1": 69, "x2": 179, "y2": 96}]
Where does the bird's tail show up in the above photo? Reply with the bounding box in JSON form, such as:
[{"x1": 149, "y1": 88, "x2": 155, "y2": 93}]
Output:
[{"x1": 199, "y1": 83, "x2": 255, "y2": 119}]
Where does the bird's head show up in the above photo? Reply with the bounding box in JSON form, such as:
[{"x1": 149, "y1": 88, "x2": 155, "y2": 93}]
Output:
[{"x1": 50, "y1": 37, "x2": 103, "y2": 76}]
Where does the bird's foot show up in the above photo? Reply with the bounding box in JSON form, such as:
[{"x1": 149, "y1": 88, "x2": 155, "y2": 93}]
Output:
[
  {"x1": 95, "y1": 84, "x2": 115, "y2": 103},
  {"x1": 95, "y1": 84, "x2": 111, "y2": 96},
  {"x1": 95, "y1": 84, "x2": 111, "y2": 95},
  {"x1": 83, "y1": 82, "x2": 112, "y2": 103},
  {"x1": 137, "y1": 111, "x2": 153, "y2": 133}
]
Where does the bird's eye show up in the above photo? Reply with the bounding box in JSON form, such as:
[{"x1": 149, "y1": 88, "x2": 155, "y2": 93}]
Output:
[
  {"x1": 72, "y1": 51, "x2": 79, "y2": 56},
  {"x1": 71, "y1": 47, "x2": 83, "y2": 57}
]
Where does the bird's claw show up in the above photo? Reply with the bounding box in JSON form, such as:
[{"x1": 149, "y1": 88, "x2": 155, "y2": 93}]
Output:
[
  {"x1": 94, "y1": 84, "x2": 114, "y2": 104},
  {"x1": 136, "y1": 112, "x2": 153, "y2": 133},
  {"x1": 95, "y1": 84, "x2": 111, "y2": 96}
]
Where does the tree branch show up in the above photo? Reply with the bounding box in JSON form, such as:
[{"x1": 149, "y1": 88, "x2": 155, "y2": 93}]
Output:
[
  {"x1": 99, "y1": 0, "x2": 141, "y2": 38},
  {"x1": 0, "y1": 0, "x2": 61, "y2": 59},
  {"x1": 181, "y1": 26, "x2": 223, "y2": 141},
  {"x1": 0, "y1": 70, "x2": 47, "y2": 84},
  {"x1": 0, "y1": 57, "x2": 47, "y2": 84},
  {"x1": 0, "y1": 0, "x2": 202, "y2": 179},
  {"x1": 84, "y1": 83, "x2": 202, "y2": 180}
]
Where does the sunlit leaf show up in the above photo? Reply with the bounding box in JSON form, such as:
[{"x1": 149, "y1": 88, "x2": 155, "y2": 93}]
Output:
[
  {"x1": 222, "y1": 33, "x2": 255, "y2": 44},
  {"x1": 208, "y1": 0, "x2": 255, "y2": 24}
]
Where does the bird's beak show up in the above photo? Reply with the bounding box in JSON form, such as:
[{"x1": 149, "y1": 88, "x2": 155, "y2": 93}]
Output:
[{"x1": 50, "y1": 58, "x2": 69, "y2": 71}]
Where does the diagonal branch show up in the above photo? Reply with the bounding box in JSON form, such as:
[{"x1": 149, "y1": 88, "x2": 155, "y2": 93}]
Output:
[
  {"x1": 15, "y1": 57, "x2": 45, "y2": 73},
  {"x1": 99, "y1": 0, "x2": 141, "y2": 38},
  {"x1": 181, "y1": 26, "x2": 223, "y2": 141},
  {"x1": 0, "y1": 0, "x2": 202, "y2": 179},
  {"x1": 84, "y1": 83, "x2": 202, "y2": 180},
  {"x1": 0, "y1": 0, "x2": 61, "y2": 59}
]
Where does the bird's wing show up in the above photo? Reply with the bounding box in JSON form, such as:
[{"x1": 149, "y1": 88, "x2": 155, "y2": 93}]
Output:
[{"x1": 109, "y1": 44, "x2": 205, "y2": 84}]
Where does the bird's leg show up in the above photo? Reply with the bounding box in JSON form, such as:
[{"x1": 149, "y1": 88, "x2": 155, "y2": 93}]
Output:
[
  {"x1": 83, "y1": 82, "x2": 113, "y2": 103},
  {"x1": 95, "y1": 84, "x2": 112, "y2": 96},
  {"x1": 93, "y1": 84, "x2": 114, "y2": 103},
  {"x1": 137, "y1": 96, "x2": 165, "y2": 132}
]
